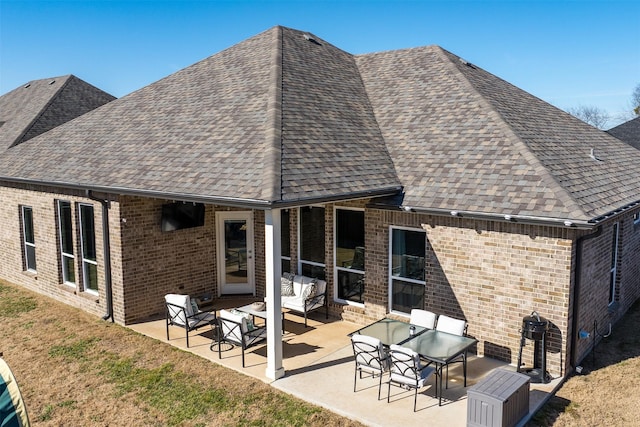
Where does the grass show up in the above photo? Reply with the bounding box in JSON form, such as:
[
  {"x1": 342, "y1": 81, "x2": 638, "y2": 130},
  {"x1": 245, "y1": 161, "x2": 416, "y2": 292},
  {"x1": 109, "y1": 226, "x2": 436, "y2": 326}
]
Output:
[
  {"x1": 526, "y1": 299, "x2": 640, "y2": 426},
  {"x1": 0, "y1": 280, "x2": 362, "y2": 427},
  {"x1": 3, "y1": 278, "x2": 640, "y2": 426}
]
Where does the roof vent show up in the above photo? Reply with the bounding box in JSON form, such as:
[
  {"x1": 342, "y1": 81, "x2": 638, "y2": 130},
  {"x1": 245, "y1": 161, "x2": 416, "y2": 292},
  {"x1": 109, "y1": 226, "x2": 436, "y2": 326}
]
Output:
[
  {"x1": 589, "y1": 148, "x2": 602, "y2": 162},
  {"x1": 48, "y1": 80, "x2": 56, "y2": 85},
  {"x1": 303, "y1": 33, "x2": 321, "y2": 45},
  {"x1": 24, "y1": 83, "x2": 31, "y2": 89},
  {"x1": 459, "y1": 57, "x2": 476, "y2": 68}
]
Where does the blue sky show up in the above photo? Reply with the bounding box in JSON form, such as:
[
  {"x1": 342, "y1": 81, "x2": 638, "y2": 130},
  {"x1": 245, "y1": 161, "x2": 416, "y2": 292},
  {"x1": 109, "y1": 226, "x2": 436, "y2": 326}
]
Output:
[{"x1": 1, "y1": 0, "x2": 639, "y2": 128}]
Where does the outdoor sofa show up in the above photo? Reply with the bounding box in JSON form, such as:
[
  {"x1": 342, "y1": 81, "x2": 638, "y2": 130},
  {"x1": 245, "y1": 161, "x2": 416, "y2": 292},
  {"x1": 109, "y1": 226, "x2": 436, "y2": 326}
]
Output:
[{"x1": 280, "y1": 274, "x2": 328, "y2": 327}]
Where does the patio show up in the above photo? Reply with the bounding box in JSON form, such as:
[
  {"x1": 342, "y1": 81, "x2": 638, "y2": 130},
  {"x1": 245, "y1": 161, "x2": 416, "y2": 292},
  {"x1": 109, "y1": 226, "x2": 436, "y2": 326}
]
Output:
[{"x1": 129, "y1": 296, "x2": 563, "y2": 427}]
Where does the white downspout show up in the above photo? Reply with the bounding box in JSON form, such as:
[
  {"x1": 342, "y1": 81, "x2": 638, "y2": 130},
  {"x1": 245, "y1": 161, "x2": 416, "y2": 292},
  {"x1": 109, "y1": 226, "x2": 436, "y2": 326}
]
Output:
[{"x1": 264, "y1": 208, "x2": 285, "y2": 380}]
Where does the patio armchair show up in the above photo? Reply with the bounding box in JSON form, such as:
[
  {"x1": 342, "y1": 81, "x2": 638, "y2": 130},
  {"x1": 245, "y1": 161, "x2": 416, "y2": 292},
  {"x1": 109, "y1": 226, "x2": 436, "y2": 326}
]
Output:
[
  {"x1": 165, "y1": 294, "x2": 217, "y2": 348},
  {"x1": 280, "y1": 275, "x2": 328, "y2": 327},
  {"x1": 387, "y1": 344, "x2": 436, "y2": 412},
  {"x1": 215, "y1": 309, "x2": 267, "y2": 367},
  {"x1": 435, "y1": 314, "x2": 468, "y2": 388},
  {"x1": 410, "y1": 309, "x2": 437, "y2": 329},
  {"x1": 351, "y1": 334, "x2": 389, "y2": 400}
]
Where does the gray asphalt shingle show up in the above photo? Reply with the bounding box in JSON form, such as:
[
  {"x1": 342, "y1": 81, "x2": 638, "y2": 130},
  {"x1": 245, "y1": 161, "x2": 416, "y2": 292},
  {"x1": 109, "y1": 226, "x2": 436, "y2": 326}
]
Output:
[
  {"x1": 0, "y1": 27, "x2": 400, "y2": 205},
  {"x1": 1, "y1": 26, "x2": 638, "y2": 222},
  {"x1": 0, "y1": 75, "x2": 114, "y2": 150},
  {"x1": 608, "y1": 116, "x2": 640, "y2": 150},
  {"x1": 357, "y1": 46, "x2": 640, "y2": 221}
]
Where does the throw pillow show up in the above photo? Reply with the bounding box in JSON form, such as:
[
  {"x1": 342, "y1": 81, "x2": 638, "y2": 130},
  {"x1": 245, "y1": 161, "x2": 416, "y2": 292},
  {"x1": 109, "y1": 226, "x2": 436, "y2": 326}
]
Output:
[
  {"x1": 245, "y1": 316, "x2": 255, "y2": 332},
  {"x1": 230, "y1": 309, "x2": 255, "y2": 331},
  {"x1": 302, "y1": 280, "x2": 317, "y2": 300},
  {"x1": 281, "y1": 274, "x2": 295, "y2": 296},
  {"x1": 189, "y1": 298, "x2": 200, "y2": 316}
]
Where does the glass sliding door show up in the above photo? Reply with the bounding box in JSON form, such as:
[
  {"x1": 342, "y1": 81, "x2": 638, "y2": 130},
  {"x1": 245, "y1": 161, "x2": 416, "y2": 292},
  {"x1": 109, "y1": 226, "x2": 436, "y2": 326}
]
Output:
[{"x1": 217, "y1": 211, "x2": 255, "y2": 295}]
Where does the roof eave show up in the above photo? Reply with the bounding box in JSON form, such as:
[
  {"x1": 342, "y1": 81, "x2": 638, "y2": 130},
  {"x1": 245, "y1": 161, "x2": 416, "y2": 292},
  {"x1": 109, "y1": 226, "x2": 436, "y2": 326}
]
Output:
[
  {"x1": 0, "y1": 176, "x2": 402, "y2": 210},
  {"x1": 368, "y1": 198, "x2": 597, "y2": 230}
]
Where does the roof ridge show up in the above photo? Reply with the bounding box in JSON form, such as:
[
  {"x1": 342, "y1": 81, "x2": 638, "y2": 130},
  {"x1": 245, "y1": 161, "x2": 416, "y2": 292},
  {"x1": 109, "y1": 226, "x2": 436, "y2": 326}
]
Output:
[
  {"x1": 433, "y1": 47, "x2": 589, "y2": 219},
  {"x1": 262, "y1": 25, "x2": 284, "y2": 202},
  {"x1": 10, "y1": 75, "x2": 73, "y2": 148}
]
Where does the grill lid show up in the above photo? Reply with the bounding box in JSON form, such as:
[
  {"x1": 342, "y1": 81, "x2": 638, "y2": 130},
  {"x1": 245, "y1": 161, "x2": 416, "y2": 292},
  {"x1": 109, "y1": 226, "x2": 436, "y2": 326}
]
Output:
[{"x1": 522, "y1": 311, "x2": 549, "y2": 336}]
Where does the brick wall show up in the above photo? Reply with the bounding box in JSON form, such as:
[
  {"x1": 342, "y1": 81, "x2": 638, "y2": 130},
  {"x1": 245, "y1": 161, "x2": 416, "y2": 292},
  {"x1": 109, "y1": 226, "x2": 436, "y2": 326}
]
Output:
[
  {"x1": 117, "y1": 198, "x2": 269, "y2": 324},
  {"x1": 356, "y1": 209, "x2": 575, "y2": 376},
  {"x1": 0, "y1": 181, "x2": 116, "y2": 320},
  {"x1": 573, "y1": 213, "x2": 640, "y2": 366},
  {"x1": 118, "y1": 197, "x2": 215, "y2": 323},
  {"x1": 4, "y1": 183, "x2": 640, "y2": 376}
]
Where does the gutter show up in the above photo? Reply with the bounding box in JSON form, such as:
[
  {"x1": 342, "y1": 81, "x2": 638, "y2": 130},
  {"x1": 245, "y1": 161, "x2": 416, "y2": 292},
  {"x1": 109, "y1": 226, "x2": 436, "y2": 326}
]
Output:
[
  {"x1": 0, "y1": 176, "x2": 401, "y2": 210},
  {"x1": 372, "y1": 203, "x2": 597, "y2": 230},
  {"x1": 570, "y1": 225, "x2": 603, "y2": 369},
  {"x1": 86, "y1": 190, "x2": 114, "y2": 323}
]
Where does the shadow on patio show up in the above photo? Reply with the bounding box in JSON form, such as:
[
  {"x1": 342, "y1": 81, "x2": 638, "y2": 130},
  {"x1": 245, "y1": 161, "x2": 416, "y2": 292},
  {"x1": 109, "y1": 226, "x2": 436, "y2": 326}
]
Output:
[{"x1": 129, "y1": 296, "x2": 563, "y2": 427}]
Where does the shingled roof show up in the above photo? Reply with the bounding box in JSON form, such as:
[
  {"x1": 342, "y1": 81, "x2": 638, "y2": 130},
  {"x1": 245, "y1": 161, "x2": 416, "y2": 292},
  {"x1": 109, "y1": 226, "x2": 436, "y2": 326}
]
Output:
[
  {"x1": 357, "y1": 46, "x2": 640, "y2": 223},
  {"x1": 1, "y1": 26, "x2": 639, "y2": 223},
  {"x1": 608, "y1": 116, "x2": 640, "y2": 150},
  {"x1": 0, "y1": 27, "x2": 400, "y2": 207},
  {"x1": 0, "y1": 75, "x2": 115, "y2": 150}
]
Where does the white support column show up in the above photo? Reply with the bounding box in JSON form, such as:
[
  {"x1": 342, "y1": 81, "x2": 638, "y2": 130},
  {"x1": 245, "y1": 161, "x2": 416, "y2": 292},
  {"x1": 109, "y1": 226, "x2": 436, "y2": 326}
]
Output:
[{"x1": 264, "y1": 208, "x2": 285, "y2": 380}]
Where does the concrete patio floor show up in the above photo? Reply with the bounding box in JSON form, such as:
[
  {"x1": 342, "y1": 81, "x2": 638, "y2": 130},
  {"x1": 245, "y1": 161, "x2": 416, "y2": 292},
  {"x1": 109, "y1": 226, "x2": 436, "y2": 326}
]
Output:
[{"x1": 129, "y1": 297, "x2": 563, "y2": 427}]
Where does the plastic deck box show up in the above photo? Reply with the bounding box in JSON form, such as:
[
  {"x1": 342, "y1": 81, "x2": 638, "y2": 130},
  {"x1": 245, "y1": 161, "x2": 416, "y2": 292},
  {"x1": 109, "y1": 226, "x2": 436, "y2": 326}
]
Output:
[{"x1": 467, "y1": 369, "x2": 530, "y2": 427}]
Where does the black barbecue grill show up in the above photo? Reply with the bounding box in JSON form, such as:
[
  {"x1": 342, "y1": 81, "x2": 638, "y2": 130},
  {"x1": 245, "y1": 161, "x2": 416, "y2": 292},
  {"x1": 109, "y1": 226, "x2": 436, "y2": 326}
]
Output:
[
  {"x1": 522, "y1": 311, "x2": 549, "y2": 340},
  {"x1": 517, "y1": 311, "x2": 551, "y2": 383}
]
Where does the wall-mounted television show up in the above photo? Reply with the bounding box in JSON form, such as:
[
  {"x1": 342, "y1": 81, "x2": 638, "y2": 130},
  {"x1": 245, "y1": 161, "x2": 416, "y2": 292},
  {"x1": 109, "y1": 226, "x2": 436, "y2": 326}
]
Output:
[{"x1": 161, "y1": 202, "x2": 205, "y2": 232}]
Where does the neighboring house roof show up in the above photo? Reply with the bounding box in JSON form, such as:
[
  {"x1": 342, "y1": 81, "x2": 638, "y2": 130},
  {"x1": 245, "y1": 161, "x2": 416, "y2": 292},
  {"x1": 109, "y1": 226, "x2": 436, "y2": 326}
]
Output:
[
  {"x1": 1, "y1": 26, "x2": 639, "y2": 224},
  {"x1": 607, "y1": 116, "x2": 640, "y2": 150},
  {"x1": 0, "y1": 75, "x2": 115, "y2": 150},
  {"x1": 0, "y1": 27, "x2": 401, "y2": 207},
  {"x1": 358, "y1": 46, "x2": 640, "y2": 223}
]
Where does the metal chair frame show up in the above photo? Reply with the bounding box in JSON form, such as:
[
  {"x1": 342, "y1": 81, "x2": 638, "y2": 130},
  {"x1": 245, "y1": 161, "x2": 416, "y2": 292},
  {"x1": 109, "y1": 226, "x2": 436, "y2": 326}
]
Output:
[
  {"x1": 387, "y1": 345, "x2": 436, "y2": 412},
  {"x1": 351, "y1": 334, "x2": 389, "y2": 400},
  {"x1": 214, "y1": 314, "x2": 267, "y2": 367},
  {"x1": 165, "y1": 300, "x2": 216, "y2": 348}
]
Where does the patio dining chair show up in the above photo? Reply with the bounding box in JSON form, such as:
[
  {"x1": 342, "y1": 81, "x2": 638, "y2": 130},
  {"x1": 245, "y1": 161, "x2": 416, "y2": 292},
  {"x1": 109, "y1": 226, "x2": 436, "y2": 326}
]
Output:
[
  {"x1": 435, "y1": 314, "x2": 468, "y2": 388},
  {"x1": 387, "y1": 344, "x2": 436, "y2": 412},
  {"x1": 165, "y1": 294, "x2": 217, "y2": 348},
  {"x1": 215, "y1": 309, "x2": 267, "y2": 367},
  {"x1": 351, "y1": 334, "x2": 389, "y2": 400},
  {"x1": 410, "y1": 309, "x2": 437, "y2": 329}
]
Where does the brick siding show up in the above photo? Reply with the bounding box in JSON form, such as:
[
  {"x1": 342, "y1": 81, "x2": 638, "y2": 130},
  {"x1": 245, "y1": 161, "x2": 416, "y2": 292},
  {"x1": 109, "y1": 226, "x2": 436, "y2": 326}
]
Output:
[
  {"x1": 0, "y1": 181, "x2": 114, "y2": 320},
  {"x1": 4, "y1": 184, "x2": 640, "y2": 377}
]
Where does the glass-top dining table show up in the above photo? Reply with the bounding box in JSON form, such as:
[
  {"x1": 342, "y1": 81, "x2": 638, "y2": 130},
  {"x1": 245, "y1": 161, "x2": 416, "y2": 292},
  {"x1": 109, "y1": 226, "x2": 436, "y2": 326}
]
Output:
[
  {"x1": 353, "y1": 318, "x2": 428, "y2": 346},
  {"x1": 353, "y1": 318, "x2": 478, "y2": 406}
]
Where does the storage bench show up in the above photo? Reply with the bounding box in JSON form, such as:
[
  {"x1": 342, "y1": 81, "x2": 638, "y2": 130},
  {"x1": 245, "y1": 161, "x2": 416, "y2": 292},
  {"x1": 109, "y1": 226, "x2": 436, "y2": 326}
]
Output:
[{"x1": 467, "y1": 369, "x2": 530, "y2": 427}]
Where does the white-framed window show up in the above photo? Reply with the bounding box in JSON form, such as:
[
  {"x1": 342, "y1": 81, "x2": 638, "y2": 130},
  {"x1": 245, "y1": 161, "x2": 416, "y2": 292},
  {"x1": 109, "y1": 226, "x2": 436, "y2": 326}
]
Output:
[
  {"x1": 57, "y1": 200, "x2": 76, "y2": 285},
  {"x1": 281, "y1": 209, "x2": 291, "y2": 274},
  {"x1": 634, "y1": 212, "x2": 640, "y2": 226},
  {"x1": 609, "y1": 222, "x2": 620, "y2": 306},
  {"x1": 334, "y1": 207, "x2": 365, "y2": 305},
  {"x1": 389, "y1": 226, "x2": 426, "y2": 315},
  {"x1": 21, "y1": 205, "x2": 36, "y2": 272},
  {"x1": 79, "y1": 203, "x2": 98, "y2": 294},
  {"x1": 298, "y1": 206, "x2": 325, "y2": 280}
]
